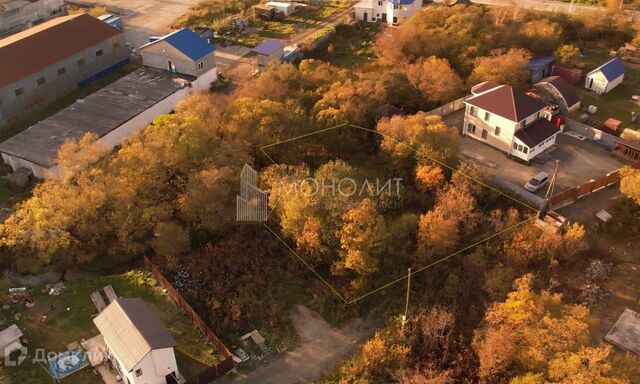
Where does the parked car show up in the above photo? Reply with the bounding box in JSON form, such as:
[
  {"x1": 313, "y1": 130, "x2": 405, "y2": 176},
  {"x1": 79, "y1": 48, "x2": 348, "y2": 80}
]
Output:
[{"x1": 524, "y1": 172, "x2": 549, "y2": 192}]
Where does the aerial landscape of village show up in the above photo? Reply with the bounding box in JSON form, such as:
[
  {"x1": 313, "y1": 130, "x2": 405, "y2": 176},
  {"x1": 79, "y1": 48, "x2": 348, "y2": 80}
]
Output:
[{"x1": 2, "y1": 0, "x2": 640, "y2": 382}]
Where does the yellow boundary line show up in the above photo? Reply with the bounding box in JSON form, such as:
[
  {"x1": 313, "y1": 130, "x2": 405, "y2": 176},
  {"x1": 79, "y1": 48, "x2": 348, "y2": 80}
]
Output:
[{"x1": 257, "y1": 122, "x2": 539, "y2": 304}]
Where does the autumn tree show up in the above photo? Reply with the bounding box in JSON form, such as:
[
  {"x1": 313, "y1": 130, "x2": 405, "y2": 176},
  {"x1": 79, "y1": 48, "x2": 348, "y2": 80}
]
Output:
[
  {"x1": 468, "y1": 48, "x2": 532, "y2": 87},
  {"x1": 519, "y1": 19, "x2": 563, "y2": 54},
  {"x1": 620, "y1": 166, "x2": 640, "y2": 205},
  {"x1": 57, "y1": 133, "x2": 108, "y2": 179},
  {"x1": 555, "y1": 44, "x2": 581, "y2": 66},
  {"x1": 334, "y1": 198, "x2": 388, "y2": 287},
  {"x1": 377, "y1": 113, "x2": 459, "y2": 174},
  {"x1": 405, "y1": 56, "x2": 464, "y2": 106},
  {"x1": 473, "y1": 274, "x2": 627, "y2": 383}
]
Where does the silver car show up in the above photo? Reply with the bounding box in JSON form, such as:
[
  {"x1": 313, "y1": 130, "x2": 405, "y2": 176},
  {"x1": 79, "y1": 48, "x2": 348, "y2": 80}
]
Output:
[{"x1": 524, "y1": 172, "x2": 549, "y2": 193}]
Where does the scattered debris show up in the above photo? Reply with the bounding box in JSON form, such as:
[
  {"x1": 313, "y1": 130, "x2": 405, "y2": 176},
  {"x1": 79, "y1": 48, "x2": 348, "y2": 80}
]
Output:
[
  {"x1": 44, "y1": 282, "x2": 65, "y2": 296},
  {"x1": 579, "y1": 283, "x2": 608, "y2": 307},
  {"x1": 173, "y1": 269, "x2": 192, "y2": 295},
  {"x1": 586, "y1": 259, "x2": 612, "y2": 281}
]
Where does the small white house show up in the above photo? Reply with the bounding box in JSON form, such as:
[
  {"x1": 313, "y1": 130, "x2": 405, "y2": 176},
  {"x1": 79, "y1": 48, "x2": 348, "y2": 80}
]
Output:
[
  {"x1": 354, "y1": 0, "x2": 421, "y2": 24},
  {"x1": 252, "y1": 39, "x2": 284, "y2": 69},
  {"x1": 94, "y1": 298, "x2": 181, "y2": 384},
  {"x1": 585, "y1": 57, "x2": 626, "y2": 94},
  {"x1": 0, "y1": 325, "x2": 23, "y2": 358}
]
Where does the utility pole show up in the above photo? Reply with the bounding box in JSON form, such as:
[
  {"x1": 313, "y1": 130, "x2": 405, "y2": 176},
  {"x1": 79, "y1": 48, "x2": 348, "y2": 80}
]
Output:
[
  {"x1": 538, "y1": 159, "x2": 560, "y2": 219},
  {"x1": 402, "y1": 267, "x2": 411, "y2": 329}
]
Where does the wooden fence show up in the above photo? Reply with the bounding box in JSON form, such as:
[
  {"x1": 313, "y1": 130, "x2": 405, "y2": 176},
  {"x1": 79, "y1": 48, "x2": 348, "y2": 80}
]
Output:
[
  {"x1": 424, "y1": 96, "x2": 468, "y2": 117},
  {"x1": 549, "y1": 161, "x2": 640, "y2": 209},
  {"x1": 143, "y1": 256, "x2": 235, "y2": 382}
]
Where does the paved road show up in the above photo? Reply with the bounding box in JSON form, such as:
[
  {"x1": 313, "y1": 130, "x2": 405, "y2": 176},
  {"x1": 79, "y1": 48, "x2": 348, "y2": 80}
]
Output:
[
  {"x1": 471, "y1": 0, "x2": 636, "y2": 19},
  {"x1": 231, "y1": 305, "x2": 376, "y2": 384}
]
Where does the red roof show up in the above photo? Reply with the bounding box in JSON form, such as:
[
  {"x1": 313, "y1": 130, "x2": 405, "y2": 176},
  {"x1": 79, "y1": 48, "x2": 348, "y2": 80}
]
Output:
[
  {"x1": 465, "y1": 85, "x2": 547, "y2": 122},
  {"x1": 0, "y1": 14, "x2": 122, "y2": 87}
]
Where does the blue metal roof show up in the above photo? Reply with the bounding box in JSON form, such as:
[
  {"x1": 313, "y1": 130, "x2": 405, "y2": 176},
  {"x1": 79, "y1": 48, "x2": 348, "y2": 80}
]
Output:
[
  {"x1": 595, "y1": 57, "x2": 626, "y2": 82},
  {"x1": 147, "y1": 29, "x2": 215, "y2": 61},
  {"x1": 389, "y1": 0, "x2": 414, "y2": 4},
  {"x1": 527, "y1": 56, "x2": 555, "y2": 70},
  {"x1": 252, "y1": 39, "x2": 284, "y2": 56}
]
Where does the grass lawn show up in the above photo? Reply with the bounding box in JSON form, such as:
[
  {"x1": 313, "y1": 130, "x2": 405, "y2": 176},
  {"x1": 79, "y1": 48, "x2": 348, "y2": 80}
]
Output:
[
  {"x1": 307, "y1": 22, "x2": 380, "y2": 69},
  {"x1": 573, "y1": 51, "x2": 640, "y2": 130},
  {"x1": 0, "y1": 270, "x2": 220, "y2": 384}
]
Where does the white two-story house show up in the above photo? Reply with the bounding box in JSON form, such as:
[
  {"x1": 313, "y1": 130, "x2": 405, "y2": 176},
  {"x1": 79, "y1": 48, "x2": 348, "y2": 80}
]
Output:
[
  {"x1": 463, "y1": 82, "x2": 561, "y2": 162},
  {"x1": 354, "y1": 0, "x2": 421, "y2": 25}
]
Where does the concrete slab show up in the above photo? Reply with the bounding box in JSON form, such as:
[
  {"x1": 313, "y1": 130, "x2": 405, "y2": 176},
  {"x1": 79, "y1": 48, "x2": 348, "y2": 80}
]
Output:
[{"x1": 605, "y1": 308, "x2": 640, "y2": 356}]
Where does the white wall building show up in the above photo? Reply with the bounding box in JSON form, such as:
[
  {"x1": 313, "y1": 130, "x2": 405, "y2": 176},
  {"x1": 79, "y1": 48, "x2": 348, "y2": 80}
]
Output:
[
  {"x1": 585, "y1": 57, "x2": 625, "y2": 95},
  {"x1": 463, "y1": 82, "x2": 561, "y2": 162},
  {"x1": 354, "y1": 0, "x2": 421, "y2": 24},
  {"x1": 0, "y1": 66, "x2": 217, "y2": 179},
  {"x1": 0, "y1": 0, "x2": 65, "y2": 37},
  {"x1": 94, "y1": 298, "x2": 181, "y2": 384}
]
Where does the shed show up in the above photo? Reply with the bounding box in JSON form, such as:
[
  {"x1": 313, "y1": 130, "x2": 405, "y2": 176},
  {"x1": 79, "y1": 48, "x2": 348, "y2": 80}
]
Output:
[
  {"x1": 552, "y1": 65, "x2": 582, "y2": 85},
  {"x1": 527, "y1": 56, "x2": 555, "y2": 83},
  {"x1": 0, "y1": 324, "x2": 23, "y2": 358},
  {"x1": 585, "y1": 57, "x2": 625, "y2": 94},
  {"x1": 94, "y1": 298, "x2": 180, "y2": 384},
  {"x1": 534, "y1": 76, "x2": 581, "y2": 113},
  {"x1": 265, "y1": 1, "x2": 295, "y2": 16},
  {"x1": 252, "y1": 39, "x2": 284, "y2": 69},
  {"x1": 605, "y1": 308, "x2": 640, "y2": 356}
]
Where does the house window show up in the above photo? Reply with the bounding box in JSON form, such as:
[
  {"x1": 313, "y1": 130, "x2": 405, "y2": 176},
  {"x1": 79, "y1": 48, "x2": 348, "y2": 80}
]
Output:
[
  {"x1": 378, "y1": 1, "x2": 382, "y2": 5},
  {"x1": 96, "y1": 49, "x2": 104, "y2": 57},
  {"x1": 519, "y1": 121, "x2": 526, "y2": 129},
  {"x1": 14, "y1": 88, "x2": 24, "y2": 97},
  {"x1": 198, "y1": 62, "x2": 205, "y2": 70},
  {"x1": 484, "y1": 112, "x2": 490, "y2": 121},
  {"x1": 77, "y1": 58, "x2": 86, "y2": 66},
  {"x1": 467, "y1": 123, "x2": 476, "y2": 134},
  {"x1": 393, "y1": 4, "x2": 398, "y2": 9},
  {"x1": 36, "y1": 77, "x2": 46, "y2": 86},
  {"x1": 513, "y1": 142, "x2": 517, "y2": 149},
  {"x1": 517, "y1": 144, "x2": 523, "y2": 152},
  {"x1": 495, "y1": 126, "x2": 501, "y2": 136},
  {"x1": 57, "y1": 67, "x2": 66, "y2": 76},
  {"x1": 481, "y1": 129, "x2": 488, "y2": 139},
  {"x1": 470, "y1": 106, "x2": 477, "y2": 117},
  {"x1": 523, "y1": 147, "x2": 528, "y2": 154},
  {"x1": 393, "y1": 16, "x2": 397, "y2": 23},
  {"x1": 135, "y1": 368, "x2": 142, "y2": 377}
]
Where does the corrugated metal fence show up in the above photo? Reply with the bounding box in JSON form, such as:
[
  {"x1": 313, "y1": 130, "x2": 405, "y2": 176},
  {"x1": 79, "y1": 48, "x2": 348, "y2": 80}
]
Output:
[{"x1": 143, "y1": 256, "x2": 235, "y2": 382}]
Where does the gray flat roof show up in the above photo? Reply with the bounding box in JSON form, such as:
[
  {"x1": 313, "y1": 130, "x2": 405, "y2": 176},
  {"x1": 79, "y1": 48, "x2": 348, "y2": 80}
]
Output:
[{"x1": 0, "y1": 67, "x2": 193, "y2": 168}]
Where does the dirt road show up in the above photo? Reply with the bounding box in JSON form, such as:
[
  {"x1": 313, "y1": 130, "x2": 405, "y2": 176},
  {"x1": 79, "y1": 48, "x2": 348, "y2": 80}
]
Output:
[{"x1": 231, "y1": 305, "x2": 376, "y2": 384}]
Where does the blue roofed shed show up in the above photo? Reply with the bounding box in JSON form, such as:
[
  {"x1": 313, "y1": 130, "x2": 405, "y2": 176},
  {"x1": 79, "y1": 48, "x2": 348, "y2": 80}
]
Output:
[
  {"x1": 138, "y1": 29, "x2": 217, "y2": 77},
  {"x1": 252, "y1": 39, "x2": 284, "y2": 68},
  {"x1": 527, "y1": 56, "x2": 555, "y2": 83},
  {"x1": 585, "y1": 57, "x2": 625, "y2": 94}
]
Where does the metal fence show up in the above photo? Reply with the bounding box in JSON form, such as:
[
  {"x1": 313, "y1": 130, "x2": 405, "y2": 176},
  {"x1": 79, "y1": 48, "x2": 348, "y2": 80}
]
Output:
[
  {"x1": 143, "y1": 256, "x2": 235, "y2": 382},
  {"x1": 424, "y1": 96, "x2": 468, "y2": 117},
  {"x1": 549, "y1": 170, "x2": 622, "y2": 208}
]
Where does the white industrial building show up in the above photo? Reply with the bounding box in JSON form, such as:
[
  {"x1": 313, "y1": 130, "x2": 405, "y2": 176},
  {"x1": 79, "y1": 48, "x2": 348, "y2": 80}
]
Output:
[
  {"x1": 354, "y1": 0, "x2": 421, "y2": 24},
  {"x1": 0, "y1": 28, "x2": 217, "y2": 179},
  {"x1": 0, "y1": 0, "x2": 65, "y2": 37},
  {"x1": 0, "y1": 66, "x2": 216, "y2": 179}
]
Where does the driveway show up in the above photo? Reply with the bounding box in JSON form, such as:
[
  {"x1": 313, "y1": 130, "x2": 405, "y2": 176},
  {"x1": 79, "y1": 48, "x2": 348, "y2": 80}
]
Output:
[
  {"x1": 231, "y1": 305, "x2": 376, "y2": 384},
  {"x1": 77, "y1": 0, "x2": 200, "y2": 47}
]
